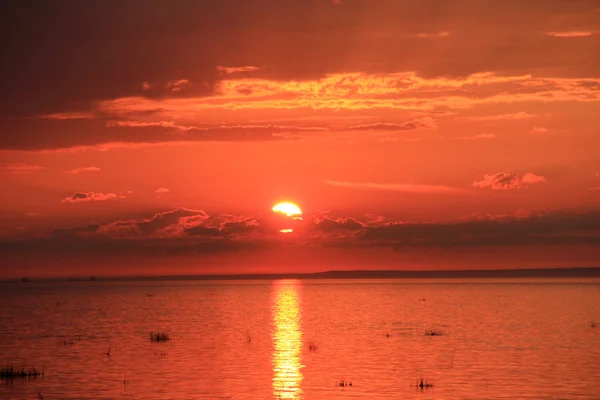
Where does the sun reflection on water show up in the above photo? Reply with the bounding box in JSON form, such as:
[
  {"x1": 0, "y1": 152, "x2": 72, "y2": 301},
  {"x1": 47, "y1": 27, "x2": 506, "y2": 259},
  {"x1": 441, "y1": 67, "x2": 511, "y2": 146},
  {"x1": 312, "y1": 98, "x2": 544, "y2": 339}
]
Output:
[{"x1": 272, "y1": 280, "x2": 303, "y2": 399}]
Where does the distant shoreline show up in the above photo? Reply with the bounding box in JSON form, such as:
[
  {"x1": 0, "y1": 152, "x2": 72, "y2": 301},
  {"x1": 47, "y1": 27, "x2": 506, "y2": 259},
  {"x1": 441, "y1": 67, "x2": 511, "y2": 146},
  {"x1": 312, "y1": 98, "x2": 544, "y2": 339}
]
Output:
[{"x1": 5, "y1": 266, "x2": 600, "y2": 283}]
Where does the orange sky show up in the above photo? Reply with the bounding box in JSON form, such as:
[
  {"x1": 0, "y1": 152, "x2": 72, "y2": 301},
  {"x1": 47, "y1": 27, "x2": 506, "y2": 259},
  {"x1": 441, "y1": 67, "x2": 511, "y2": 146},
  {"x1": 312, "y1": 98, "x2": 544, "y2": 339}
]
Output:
[{"x1": 1, "y1": 0, "x2": 599, "y2": 277}]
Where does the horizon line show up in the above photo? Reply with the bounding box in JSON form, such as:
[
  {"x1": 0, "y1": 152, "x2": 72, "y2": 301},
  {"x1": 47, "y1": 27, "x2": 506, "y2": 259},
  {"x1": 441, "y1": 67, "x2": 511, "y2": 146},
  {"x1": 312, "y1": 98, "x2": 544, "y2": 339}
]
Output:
[{"x1": 4, "y1": 266, "x2": 600, "y2": 283}]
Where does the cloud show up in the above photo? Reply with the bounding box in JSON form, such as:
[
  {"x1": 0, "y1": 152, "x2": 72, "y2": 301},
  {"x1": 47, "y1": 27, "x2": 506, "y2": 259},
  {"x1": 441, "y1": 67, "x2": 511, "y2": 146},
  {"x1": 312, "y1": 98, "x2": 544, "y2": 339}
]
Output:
[
  {"x1": 64, "y1": 166, "x2": 101, "y2": 174},
  {"x1": 217, "y1": 66, "x2": 262, "y2": 74},
  {"x1": 104, "y1": 120, "x2": 194, "y2": 132},
  {"x1": 473, "y1": 172, "x2": 546, "y2": 190},
  {"x1": 324, "y1": 180, "x2": 461, "y2": 194},
  {"x1": 184, "y1": 224, "x2": 222, "y2": 237},
  {"x1": 311, "y1": 216, "x2": 365, "y2": 232},
  {"x1": 103, "y1": 121, "x2": 326, "y2": 140},
  {"x1": 355, "y1": 209, "x2": 600, "y2": 248},
  {"x1": 52, "y1": 223, "x2": 101, "y2": 237},
  {"x1": 98, "y1": 72, "x2": 600, "y2": 118},
  {"x1": 3, "y1": 69, "x2": 600, "y2": 151},
  {"x1": 530, "y1": 126, "x2": 549, "y2": 134},
  {"x1": 349, "y1": 117, "x2": 436, "y2": 131},
  {"x1": 1, "y1": 119, "x2": 332, "y2": 152},
  {"x1": 1, "y1": 0, "x2": 600, "y2": 153},
  {"x1": 468, "y1": 112, "x2": 536, "y2": 121},
  {"x1": 412, "y1": 32, "x2": 450, "y2": 38},
  {"x1": 134, "y1": 208, "x2": 208, "y2": 236},
  {"x1": 453, "y1": 133, "x2": 495, "y2": 140},
  {"x1": 98, "y1": 209, "x2": 266, "y2": 241},
  {"x1": 2, "y1": 0, "x2": 600, "y2": 128},
  {"x1": 61, "y1": 192, "x2": 120, "y2": 203},
  {"x1": 40, "y1": 112, "x2": 96, "y2": 120},
  {"x1": 2, "y1": 208, "x2": 600, "y2": 259},
  {"x1": 0, "y1": 163, "x2": 45, "y2": 174},
  {"x1": 548, "y1": 31, "x2": 594, "y2": 38},
  {"x1": 166, "y1": 79, "x2": 191, "y2": 92},
  {"x1": 155, "y1": 188, "x2": 170, "y2": 194}
]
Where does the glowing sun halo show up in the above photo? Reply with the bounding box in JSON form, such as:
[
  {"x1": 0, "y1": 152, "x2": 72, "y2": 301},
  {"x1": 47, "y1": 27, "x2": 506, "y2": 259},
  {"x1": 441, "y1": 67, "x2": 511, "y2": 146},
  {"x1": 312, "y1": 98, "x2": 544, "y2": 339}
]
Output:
[{"x1": 272, "y1": 202, "x2": 302, "y2": 217}]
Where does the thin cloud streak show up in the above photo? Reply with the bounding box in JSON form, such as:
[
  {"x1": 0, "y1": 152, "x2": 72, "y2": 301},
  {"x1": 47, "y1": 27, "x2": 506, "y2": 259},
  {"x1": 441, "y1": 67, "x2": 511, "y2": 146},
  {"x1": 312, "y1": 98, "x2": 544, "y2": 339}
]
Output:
[
  {"x1": 412, "y1": 31, "x2": 451, "y2": 38},
  {"x1": 548, "y1": 31, "x2": 594, "y2": 38},
  {"x1": 453, "y1": 133, "x2": 495, "y2": 140},
  {"x1": 217, "y1": 66, "x2": 262, "y2": 74},
  {"x1": 324, "y1": 180, "x2": 461, "y2": 194},
  {"x1": 40, "y1": 112, "x2": 96, "y2": 120},
  {"x1": 467, "y1": 112, "x2": 536, "y2": 121},
  {"x1": 1, "y1": 163, "x2": 45, "y2": 174},
  {"x1": 531, "y1": 126, "x2": 549, "y2": 134},
  {"x1": 349, "y1": 118, "x2": 437, "y2": 131},
  {"x1": 64, "y1": 166, "x2": 101, "y2": 174}
]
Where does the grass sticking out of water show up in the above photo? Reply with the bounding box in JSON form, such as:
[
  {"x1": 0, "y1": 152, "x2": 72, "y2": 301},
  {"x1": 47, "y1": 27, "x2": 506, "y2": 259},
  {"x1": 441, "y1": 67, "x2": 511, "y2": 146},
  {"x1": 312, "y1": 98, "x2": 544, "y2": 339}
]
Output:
[
  {"x1": 414, "y1": 377, "x2": 434, "y2": 389},
  {"x1": 0, "y1": 365, "x2": 43, "y2": 380},
  {"x1": 337, "y1": 376, "x2": 353, "y2": 387},
  {"x1": 150, "y1": 332, "x2": 170, "y2": 342}
]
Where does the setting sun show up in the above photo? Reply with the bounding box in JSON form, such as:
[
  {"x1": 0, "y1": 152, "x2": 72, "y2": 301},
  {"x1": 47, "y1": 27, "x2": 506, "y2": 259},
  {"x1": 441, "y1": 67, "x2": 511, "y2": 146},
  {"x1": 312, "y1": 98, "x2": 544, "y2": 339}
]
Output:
[{"x1": 272, "y1": 202, "x2": 302, "y2": 217}]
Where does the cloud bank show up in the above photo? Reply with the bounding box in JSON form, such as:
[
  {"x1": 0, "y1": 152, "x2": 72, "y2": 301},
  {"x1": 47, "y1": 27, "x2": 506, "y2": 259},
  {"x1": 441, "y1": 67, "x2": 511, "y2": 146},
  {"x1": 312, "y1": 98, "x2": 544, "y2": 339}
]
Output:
[{"x1": 2, "y1": 208, "x2": 599, "y2": 258}]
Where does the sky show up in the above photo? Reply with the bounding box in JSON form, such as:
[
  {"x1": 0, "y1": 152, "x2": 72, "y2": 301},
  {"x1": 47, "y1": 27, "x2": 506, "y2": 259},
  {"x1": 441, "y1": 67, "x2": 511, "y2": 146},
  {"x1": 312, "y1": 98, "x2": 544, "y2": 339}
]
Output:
[{"x1": 1, "y1": 0, "x2": 599, "y2": 277}]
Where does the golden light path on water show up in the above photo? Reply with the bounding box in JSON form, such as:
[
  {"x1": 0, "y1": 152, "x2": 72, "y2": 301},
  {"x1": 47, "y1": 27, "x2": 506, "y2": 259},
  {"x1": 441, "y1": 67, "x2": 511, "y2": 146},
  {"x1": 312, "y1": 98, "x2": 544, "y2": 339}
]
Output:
[{"x1": 272, "y1": 280, "x2": 304, "y2": 399}]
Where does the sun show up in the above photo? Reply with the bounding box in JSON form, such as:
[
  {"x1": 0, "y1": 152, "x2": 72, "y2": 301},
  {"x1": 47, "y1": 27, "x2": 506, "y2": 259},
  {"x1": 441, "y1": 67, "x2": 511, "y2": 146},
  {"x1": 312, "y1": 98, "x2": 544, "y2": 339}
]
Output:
[{"x1": 272, "y1": 202, "x2": 302, "y2": 217}]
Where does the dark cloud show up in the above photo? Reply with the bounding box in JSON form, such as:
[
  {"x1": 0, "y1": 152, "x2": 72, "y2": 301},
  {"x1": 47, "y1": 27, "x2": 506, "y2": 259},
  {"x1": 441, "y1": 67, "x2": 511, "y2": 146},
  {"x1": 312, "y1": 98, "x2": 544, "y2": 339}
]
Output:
[
  {"x1": 185, "y1": 225, "x2": 223, "y2": 237},
  {"x1": 0, "y1": 119, "x2": 313, "y2": 151},
  {"x1": 358, "y1": 210, "x2": 600, "y2": 248},
  {"x1": 1, "y1": 1, "x2": 598, "y2": 150},
  {"x1": 311, "y1": 216, "x2": 365, "y2": 232},
  {"x1": 134, "y1": 208, "x2": 208, "y2": 236},
  {"x1": 349, "y1": 118, "x2": 436, "y2": 131},
  {"x1": 221, "y1": 218, "x2": 262, "y2": 236},
  {"x1": 1, "y1": 208, "x2": 599, "y2": 259},
  {"x1": 1, "y1": 0, "x2": 599, "y2": 120},
  {"x1": 62, "y1": 192, "x2": 120, "y2": 203},
  {"x1": 51, "y1": 223, "x2": 100, "y2": 237}
]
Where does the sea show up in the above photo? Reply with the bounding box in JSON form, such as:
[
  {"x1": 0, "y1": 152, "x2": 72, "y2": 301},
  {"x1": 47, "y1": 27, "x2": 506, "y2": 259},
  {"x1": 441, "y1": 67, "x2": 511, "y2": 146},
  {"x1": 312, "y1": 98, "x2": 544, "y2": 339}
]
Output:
[{"x1": 1, "y1": 278, "x2": 599, "y2": 399}]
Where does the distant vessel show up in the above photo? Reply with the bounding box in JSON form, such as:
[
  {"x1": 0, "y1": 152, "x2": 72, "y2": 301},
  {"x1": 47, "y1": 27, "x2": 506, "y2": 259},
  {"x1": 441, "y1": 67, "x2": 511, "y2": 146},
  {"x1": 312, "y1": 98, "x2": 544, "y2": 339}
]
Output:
[
  {"x1": 21, "y1": 277, "x2": 29, "y2": 282},
  {"x1": 89, "y1": 276, "x2": 97, "y2": 281}
]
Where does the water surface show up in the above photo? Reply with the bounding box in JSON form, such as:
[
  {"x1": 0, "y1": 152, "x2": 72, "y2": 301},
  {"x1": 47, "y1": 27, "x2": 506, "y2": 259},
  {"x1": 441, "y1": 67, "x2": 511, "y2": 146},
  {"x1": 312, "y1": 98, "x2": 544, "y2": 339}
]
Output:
[{"x1": 1, "y1": 278, "x2": 599, "y2": 399}]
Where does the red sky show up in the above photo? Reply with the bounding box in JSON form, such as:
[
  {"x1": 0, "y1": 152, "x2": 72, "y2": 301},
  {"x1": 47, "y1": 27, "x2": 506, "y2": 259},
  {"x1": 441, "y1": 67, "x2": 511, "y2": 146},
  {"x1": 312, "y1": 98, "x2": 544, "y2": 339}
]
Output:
[{"x1": 1, "y1": 0, "x2": 599, "y2": 277}]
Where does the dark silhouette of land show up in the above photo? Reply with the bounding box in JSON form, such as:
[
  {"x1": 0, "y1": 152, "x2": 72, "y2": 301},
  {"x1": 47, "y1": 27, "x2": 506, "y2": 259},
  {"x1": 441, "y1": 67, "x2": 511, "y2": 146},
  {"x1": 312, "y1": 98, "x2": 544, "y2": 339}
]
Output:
[{"x1": 7, "y1": 266, "x2": 600, "y2": 282}]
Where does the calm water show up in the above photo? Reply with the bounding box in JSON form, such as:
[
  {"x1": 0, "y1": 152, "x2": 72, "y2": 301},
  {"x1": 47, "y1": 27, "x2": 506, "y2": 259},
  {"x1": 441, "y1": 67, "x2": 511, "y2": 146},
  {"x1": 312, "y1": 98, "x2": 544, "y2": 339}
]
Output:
[{"x1": 1, "y1": 278, "x2": 599, "y2": 399}]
